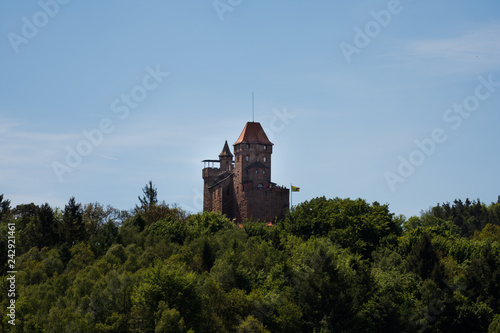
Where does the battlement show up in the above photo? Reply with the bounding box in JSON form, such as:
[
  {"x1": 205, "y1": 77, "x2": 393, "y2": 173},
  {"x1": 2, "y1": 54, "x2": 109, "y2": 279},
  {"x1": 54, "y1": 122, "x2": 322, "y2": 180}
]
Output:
[{"x1": 202, "y1": 167, "x2": 219, "y2": 179}]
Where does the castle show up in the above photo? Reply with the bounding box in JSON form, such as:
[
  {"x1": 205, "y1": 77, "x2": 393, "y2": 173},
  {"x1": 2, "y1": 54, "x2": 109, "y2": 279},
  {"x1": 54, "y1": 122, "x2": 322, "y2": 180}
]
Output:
[{"x1": 202, "y1": 122, "x2": 289, "y2": 222}]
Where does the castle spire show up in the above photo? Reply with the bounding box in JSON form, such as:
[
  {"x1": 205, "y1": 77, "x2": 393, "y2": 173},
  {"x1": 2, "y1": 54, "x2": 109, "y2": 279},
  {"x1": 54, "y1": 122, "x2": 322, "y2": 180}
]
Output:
[
  {"x1": 219, "y1": 140, "x2": 233, "y2": 171},
  {"x1": 219, "y1": 140, "x2": 233, "y2": 158}
]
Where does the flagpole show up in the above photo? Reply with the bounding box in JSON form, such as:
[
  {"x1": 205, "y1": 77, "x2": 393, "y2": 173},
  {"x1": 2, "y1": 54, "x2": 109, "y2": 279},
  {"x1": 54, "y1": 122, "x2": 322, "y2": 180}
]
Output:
[
  {"x1": 252, "y1": 92, "x2": 255, "y2": 122},
  {"x1": 290, "y1": 183, "x2": 293, "y2": 208}
]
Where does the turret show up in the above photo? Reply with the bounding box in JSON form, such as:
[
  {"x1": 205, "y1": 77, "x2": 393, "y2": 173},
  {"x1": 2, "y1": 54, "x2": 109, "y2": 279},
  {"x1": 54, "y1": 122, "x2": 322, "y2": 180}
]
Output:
[
  {"x1": 233, "y1": 122, "x2": 273, "y2": 190},
  {"x1": 219, "y1": 140, "x2": 234, "y2": 171}
]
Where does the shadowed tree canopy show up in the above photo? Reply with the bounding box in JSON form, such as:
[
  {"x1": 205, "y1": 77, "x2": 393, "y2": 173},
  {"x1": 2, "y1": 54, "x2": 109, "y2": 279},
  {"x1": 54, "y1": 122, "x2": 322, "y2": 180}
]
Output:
[
  {"x1": 0, "y1": 194, "x2": 10, "y2": 223},
  {"x1": 405, "y1": 232, "x2": 446, "y2": 286}
]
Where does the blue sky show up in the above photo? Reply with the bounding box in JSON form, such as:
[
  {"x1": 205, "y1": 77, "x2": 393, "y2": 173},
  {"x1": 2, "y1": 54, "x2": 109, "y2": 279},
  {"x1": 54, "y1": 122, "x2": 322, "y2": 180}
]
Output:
[{"x1": 1, "y1": 0, "x2": 500, "y2": 218}]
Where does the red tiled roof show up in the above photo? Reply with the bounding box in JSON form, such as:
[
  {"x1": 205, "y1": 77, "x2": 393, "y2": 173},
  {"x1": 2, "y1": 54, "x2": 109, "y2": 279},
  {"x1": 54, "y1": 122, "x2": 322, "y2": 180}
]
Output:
[{"x1": 233, "y1": 122, "x2": 273, "y2": 146}]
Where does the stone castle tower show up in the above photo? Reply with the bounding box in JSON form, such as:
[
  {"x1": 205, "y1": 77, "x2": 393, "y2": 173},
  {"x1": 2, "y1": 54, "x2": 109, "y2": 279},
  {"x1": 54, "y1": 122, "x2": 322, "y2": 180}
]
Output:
[{"x1": 202, "y1": 122, "x2": 289, "y2": 222}]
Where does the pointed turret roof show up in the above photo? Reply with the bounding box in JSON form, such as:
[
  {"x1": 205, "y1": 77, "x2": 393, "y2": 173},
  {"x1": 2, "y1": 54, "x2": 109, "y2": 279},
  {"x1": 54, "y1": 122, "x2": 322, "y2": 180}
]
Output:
[
  {"x1": 233, "y1": 122, "x2": 273, "y2": 146},
  {"x1": 219, "y1": 140, "x2": 233, "y2": 157}
]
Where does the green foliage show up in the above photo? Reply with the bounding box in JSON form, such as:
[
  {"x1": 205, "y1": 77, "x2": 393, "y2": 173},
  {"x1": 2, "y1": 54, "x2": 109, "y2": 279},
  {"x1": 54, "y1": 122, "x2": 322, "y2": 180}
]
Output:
[
  {"x1": 131, "y1": 213, "x2": 147, "y2": 231},
  {"x1": 89, "y1": 220, "x2": 121, "y2": 256},
  {"x1": 155, "y1": 303, "x2": 191, "y2": 333},
  {"x1": 187, "y1": 211, "x2": 233, "y2": 236},
  {"x1": 405, "y1": 233, "x2": 446, "y2": 286},
  {"x1": 424, "y1": 199, "x2": 499, "y2": 237},
  {"x1": 0, "y1": 194, "x2": 11, "y2": 223},
  {"x1": 465, "y1": 243, "x2": 500, "y2": 312},
  {"x1": 236, "y1": 315, "x2": 270, "y2": 333},
  {"x1": 442, "y1": 295, "x2": 494, "y2": 332},
  {"x1": 150, "y1": 217, "x2": 190, "y2": 245},
  {"x1": 243, "y1": 221, "x2": 270, "y2": 239},
  {"x1": 475, "y1": 224, "x2": 500, "y2": 242},
  {"x1": 141, "y1": 203, "x2": 187, "y2": 227},
  {"x1": 131, "y1": 263, "x2": 201, "y2": 332},
  {"x1": 490, "y1": 314, "x2": 500, "y2": 333},
  {"x1": 281, "y1": 197, "x2": 401, "y2": 257},
  {"x1": 284, "y1": 237, "x2": 371, "y2": 331},
  {"x1": 3, "y1": 196, "x2": 500, "y2": 332}
]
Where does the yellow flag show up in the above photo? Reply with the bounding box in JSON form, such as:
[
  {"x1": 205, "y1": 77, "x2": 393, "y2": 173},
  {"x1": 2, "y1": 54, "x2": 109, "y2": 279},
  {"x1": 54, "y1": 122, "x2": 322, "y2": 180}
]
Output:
[{"x1": 291, "y1": 186, "x2": 300, "y2": 192}]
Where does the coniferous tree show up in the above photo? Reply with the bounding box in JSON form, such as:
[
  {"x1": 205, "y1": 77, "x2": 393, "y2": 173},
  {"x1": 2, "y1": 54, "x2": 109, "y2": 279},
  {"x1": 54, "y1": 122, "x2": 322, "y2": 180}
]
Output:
[
  {"x1": 137, "y1": 180, "x2": 158, "y2": 210},
  {"x1": 0, "y1": 194, "x2": 10, "y2": 222},
  {"x1": 60, "y1": 197, "x2": 85, "y2": 244},
  {"x1": 37, "y1": 203, "x2": 58, "y2": 247},
  {"x1": 405, "y1": 233, "x2": 445, "y2": 285}
]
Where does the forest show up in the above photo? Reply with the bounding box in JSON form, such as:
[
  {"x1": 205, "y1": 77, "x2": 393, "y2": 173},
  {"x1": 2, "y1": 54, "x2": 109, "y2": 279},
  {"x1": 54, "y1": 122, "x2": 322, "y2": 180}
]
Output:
[{"x1": 1, "y1": 183, "x2": 500, "y2": 332}]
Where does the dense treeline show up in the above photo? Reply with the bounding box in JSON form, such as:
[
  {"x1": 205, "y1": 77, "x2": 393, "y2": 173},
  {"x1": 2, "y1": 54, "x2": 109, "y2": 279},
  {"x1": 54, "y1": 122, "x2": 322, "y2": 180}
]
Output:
[{"x1": 1, "y1": 188, "x2": 500, "y2": 332}]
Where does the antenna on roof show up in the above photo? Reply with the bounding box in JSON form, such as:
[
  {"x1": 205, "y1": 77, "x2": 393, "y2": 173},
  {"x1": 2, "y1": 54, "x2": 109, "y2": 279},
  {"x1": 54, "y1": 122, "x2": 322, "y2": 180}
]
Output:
[{"x1": 252, "y1": 92, "x2": 255, "y2": 122}]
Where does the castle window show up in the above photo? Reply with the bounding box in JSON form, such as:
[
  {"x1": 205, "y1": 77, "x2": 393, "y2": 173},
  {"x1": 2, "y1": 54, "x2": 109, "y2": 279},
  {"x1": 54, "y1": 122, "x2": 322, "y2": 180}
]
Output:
[
  {"x1": 246, "y1": 156, "x2": 249, "y2": 162},
  {"x1": 246, "y1": 144, "x2": 250, "y2": 149},
  {"x1": 264, "y1": 145, "x2": 267, "y2": 150},
  {"x1": 263, "y1": 157, "x2": 267, "y2": 163},
  {"x1": 257, "y1": 183, "x2": 263, "y2": 189},
  {"x1": 256, "y1": 170, "x2": 258, "y2": 174},
  {"x1": 263, "y1": 170, "x2": 266, "y2": 174}
]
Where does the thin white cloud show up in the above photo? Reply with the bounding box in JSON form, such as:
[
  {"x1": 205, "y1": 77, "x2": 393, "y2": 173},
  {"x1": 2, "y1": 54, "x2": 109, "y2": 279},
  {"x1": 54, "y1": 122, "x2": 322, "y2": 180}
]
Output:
[
  {"x1": 9, "y1": 131, "x2": 79, "y2": 142},
  {"x1": 100, "y1": 154, "x2": 118, "y2": 161},
  {"x1": 103, "y1": 129, "x2": 183, "y2": 149},
  {"x1": 0, "y1": 120, "x2": 80, "y2": 166},
  {"x1": 409, "y1": 25, "x2": 500, "y2": 62},
  {"x1": 95, "y1": 117, "x2": 197, "y2": 151},
  {"x1": 0, "y1": 121, "x2": 21, "y2": 135},
  {"x1": 382, "y1": 24, "x2": 500, "y2": 74},
  {"x1": 0, "y1": 120, "x2": 79, "y2": 144}
]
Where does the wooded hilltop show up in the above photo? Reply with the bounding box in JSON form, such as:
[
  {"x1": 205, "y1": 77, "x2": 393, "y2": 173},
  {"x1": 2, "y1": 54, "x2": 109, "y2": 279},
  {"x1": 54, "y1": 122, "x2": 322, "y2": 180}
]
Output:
[{"x1": 1, "y1": 184, "x2": 500, "y2": 332}]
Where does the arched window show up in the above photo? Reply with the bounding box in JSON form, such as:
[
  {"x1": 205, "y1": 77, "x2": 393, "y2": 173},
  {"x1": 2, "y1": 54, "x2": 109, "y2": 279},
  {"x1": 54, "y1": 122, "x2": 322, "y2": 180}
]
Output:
[
  {"x1": 257, "y1": 183, "x2": 263, "y2": 189},
  {"x1": 263, "y1": 170, "x2": 266, "y2": 174},
  {"x1": 264, "y1": 145, "x2": 267, "y2": 150},
  {"x1": 246, "y1": 156, "x2": 249, "y2": 162},
  {"x1": 263, "y1": 156, "x2": 267, "y2": 163},
  {"x1": 256, "y1": 170, "x2": 259, "y2": 174}
]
